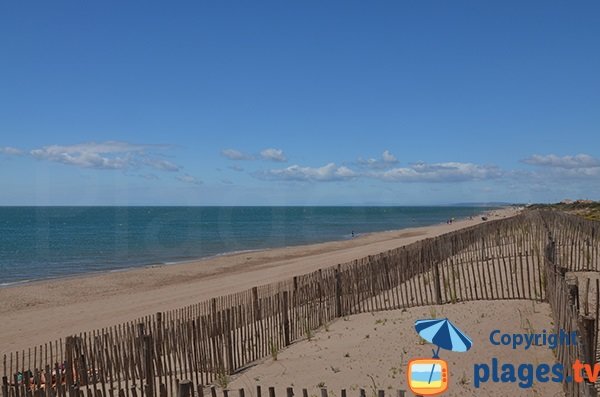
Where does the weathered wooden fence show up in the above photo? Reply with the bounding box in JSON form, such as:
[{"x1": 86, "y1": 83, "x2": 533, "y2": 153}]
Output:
[
  {"x1": 543, "y1": 213, "x2": 600, "y2": 397},
  {"x1": 174, "y1": 383, "x2": 407, "y2": 397},
  {"x1": 2, "y1": 210, "x2": 600, "y2": 397}
]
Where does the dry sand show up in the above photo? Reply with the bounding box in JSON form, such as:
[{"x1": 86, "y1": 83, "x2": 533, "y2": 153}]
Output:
[
  {"x1": 227, "y1": 300, "x2": 563, "y2": 397},
  {"x1": 0, "y1": 208, "x2": 518, "y2": 359}
]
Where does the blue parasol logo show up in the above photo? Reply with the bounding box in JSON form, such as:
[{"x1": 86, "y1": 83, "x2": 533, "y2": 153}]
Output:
[
  {"x1": 415, "y1": 318, "x2": 473, "y2": 358},
  {"x1": 407, "y1": 318, "x2": 473, "y2": 395}
]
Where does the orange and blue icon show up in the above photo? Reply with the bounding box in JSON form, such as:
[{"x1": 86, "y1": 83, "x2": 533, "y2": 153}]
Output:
[
  {"x1": 407, "y1": 318, "x2": 472, "y2": 396},
  {"x1": 407, "y1": 358, "x2": 449, "y2": 396}
]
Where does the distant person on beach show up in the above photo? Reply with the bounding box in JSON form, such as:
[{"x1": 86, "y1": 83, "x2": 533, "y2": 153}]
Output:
[{"x1": 351, "y1": 230, "x2": 355, "y2": 238}]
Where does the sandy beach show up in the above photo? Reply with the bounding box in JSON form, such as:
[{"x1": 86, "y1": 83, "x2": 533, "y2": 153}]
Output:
[
  {"x1": 228, "y1": 300, "x2": 563, "y2": 396},
  {"x1": 0, "y1": 207, "x2": 518, "y2": 359}
]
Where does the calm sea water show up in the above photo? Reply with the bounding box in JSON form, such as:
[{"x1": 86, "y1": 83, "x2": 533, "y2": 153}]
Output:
[{"x1": 0, "y1": 206, "x2": 495, "y2": 285}]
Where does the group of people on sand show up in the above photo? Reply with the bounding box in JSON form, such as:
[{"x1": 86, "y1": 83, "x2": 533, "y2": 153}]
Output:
[
  {"x1": 446, "y1": 217, "x2": 455, "y2": 224},
  {"x1": 8, "y1": 363, "x2": 74, "y2": 392}
]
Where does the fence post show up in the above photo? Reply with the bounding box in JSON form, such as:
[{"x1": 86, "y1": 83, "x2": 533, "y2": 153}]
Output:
[
  {"x1": 65, "y1": 336, "x2": 75, "y2": 397},
  {"x1": 2, "y1": 376, "x2": 8, "y2": 397},
  {"x1": 579, "y1": 316, "x2": 596, "y2": 366},
  {"x1": 282, "y1": 291, "x2": 290, "y2": 346},
  {"x1": 79, "y1": 338, "x2": 89, "y2": 386},
  {"x1": 567, "y1": 277, "x2": 580, "y2": 311},
  {"x1": 433, "y1": 262, "x2": 442, "y2": 305},
  {"x1": 143, "y1": 334, "x2": 154, "y2": 397},
  {"x1": 177, "y1": 380, "x2": 192, "y2": 397},
  {"x1": 481, "y1": 237, "x2": 486, "y2": 261},
  {"x1": 156, "y1": 311, "x2": 163, "y2": 338},
  {"x1": 584, "y1": 278, "x2": 591, "y2": 316},
  {"x1": 318, "y1": 269, "x2": 324, "y2": 326},
  {"x1": 293, "y1": 276, "x2": 298, "y2": 336},
  {"x1": 545, "y1": 232, "x2": 556, "y2": 265},
  {"x1": 335, "y1": 265, "x2": 343, "y2": 318},
  {"x1": 138, "y1": 322, "x2": 145, "y2": 337},
  {"x1": 252, "y1": 287, "x2": 260, "y2": 337},
  {"x1": 383, "y1": 256, "x2": 391, "y2": 291},
  {"x1": 225, "y1": 308, "x2": 234, "y2": 375},
  {"x1": 156, "y1": 312, "x2": 163, "y2": 378}
]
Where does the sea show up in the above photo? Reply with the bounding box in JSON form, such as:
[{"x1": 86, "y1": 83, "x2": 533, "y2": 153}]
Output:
[{"x1": 0, "y1": 206, "x2": 497, "y2": 286}]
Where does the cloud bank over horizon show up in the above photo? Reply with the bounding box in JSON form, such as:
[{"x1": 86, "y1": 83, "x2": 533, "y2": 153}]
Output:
[
  {"x1": 2, "y1": 141, "x2": 200, "y2": 185},
  {"x1": 2, "y1": 141, "x2": 599, "y2": 204}
]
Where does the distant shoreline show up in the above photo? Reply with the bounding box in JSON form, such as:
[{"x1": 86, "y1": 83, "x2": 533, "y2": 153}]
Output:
[
  {"x1": 0, "y1": 248, "x2": 265, "y2": 289},
  {"x1": 0, "y1": 223, "x2": 452, "y2": 289},
  {"x1": 0, "y1": 207, "x2": 517, "y2": 358},
  {"x1": 0, "y1": 206, "x2": 502, "y2": 287}
]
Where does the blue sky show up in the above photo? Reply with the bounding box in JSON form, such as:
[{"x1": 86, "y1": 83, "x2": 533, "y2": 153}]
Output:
[{"x1": 1, "y1": 1, "x2": 599, "y2": 205}]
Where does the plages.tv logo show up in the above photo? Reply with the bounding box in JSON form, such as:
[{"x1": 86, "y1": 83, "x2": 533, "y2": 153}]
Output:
[{"x1": 407, "y1": 318, "x2": 473, "y2": 396}]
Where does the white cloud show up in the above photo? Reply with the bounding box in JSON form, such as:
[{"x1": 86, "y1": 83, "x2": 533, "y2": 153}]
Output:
[
  {"x1": 372, "y1": 162, "x2": 502, "y2": 183},
  {"x1": 260, "y1": 148, "x2": 287, "y2": 162},
  {"x1": 143, "y1": 158, "x2": 180, "y2": 172},
  {"x1": 357, "y1": 157, "x2": 379, "y2": 167},
  {"x1": 382, "y1": 150, "x2": 398, "y2": 164},
  {"x1": 27, "y1": 141, "x2": 182, "y2": 172},
  {"x1": 260, "y1": 163, "x2": 358, "y2": 182},
  {"x1": 23, "y1": 141, "x2": 188, "y2": 180},
  {"x1": 30, "y1": 143, "x2": 134, "y2": 169},
  {"x1": 28, "y1": 141, "x2": 173, "y2": 170},
  {"x1": 257, "y1": 159, "x2": 501, "y2": 183},
  {"x1": 522, "y1": 154, "x2": 600, "y2": 169},
  {"x1": 0, "y1": 146, "x2": 23, "y2": 156},
  {"x1": 176, "y1": 174, "x2": 202, "y2": 185},
  {"x1": 221, "y1": 149, "x2": 255, "y2": 160},
  {"x1": 358, "y1": 150, "x2": 399, "y2": 169},
  {"x1": 221, "y1": 147, "x2": 287, "y2": 162}
]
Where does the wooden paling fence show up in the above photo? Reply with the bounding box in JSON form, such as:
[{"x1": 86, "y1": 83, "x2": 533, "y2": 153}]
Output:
[
  {"x1": 2, "y1": 210, "x2": 600, "y2": 397},
  {"x1": 174, "y1": 383, "x2": 407, "y2": 397},
  {"x1": 543, "y1": 216, "x2": 600, "y2": 397}
]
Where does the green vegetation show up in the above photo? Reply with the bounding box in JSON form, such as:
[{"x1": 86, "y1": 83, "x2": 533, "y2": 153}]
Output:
[
  {"x1": 459, "y1": 372, "x2": 470, "y2": 386},
  {"x1": 367, "y1": 374, "x2": 380, "y2": 397},
  {"x1": 269, "y1": 337, "x2": 278, "y2": 361},
  {"x1": 429, "y1": 306, "x2": 437, "y2": 319},
  {"x1": 528, "y1": 201, "x2": 600, "y2": 221},
  {"x1": 303, "y1": 319, "x2": 313, "y2": 341},
  {"x1": 215, "y1": 365, "x2": 230, "y2": 389}
]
